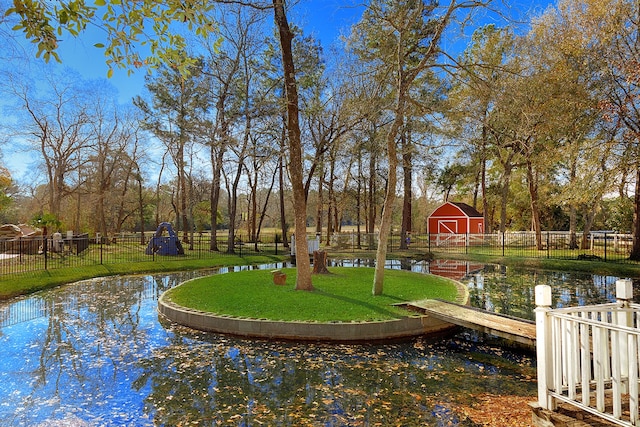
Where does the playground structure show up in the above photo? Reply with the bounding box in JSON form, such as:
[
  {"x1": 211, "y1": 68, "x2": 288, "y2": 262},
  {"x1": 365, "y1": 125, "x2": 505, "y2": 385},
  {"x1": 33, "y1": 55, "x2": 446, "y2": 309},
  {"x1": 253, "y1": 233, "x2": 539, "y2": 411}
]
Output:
[{"x1": 145, "y1": 222, "x2": 184, "y2": 256}]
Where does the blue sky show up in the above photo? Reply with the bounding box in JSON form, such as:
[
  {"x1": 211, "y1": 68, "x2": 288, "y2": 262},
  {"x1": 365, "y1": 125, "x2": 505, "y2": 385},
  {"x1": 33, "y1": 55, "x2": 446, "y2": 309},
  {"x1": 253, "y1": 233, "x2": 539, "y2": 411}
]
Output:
[
  {"x1": 52, "y1": 0, "x2": 554, "y2": 104},
  {"x1": 49, "y1": 0, "x2": 369, "y2": 104},
  {"x1": 3, "y1": 0, "x2": 554, "y2": 182}
]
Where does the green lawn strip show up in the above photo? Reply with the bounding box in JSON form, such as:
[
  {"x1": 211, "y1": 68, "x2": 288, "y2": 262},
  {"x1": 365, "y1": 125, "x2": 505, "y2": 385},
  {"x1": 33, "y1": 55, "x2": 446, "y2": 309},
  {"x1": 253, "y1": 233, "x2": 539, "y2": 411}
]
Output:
[
  {"x1": 165, "y1": 267, "x2": 459, "y2": 322},
  {"x1": 0, "y1": 254, "x2": 288, "y2": 300}
]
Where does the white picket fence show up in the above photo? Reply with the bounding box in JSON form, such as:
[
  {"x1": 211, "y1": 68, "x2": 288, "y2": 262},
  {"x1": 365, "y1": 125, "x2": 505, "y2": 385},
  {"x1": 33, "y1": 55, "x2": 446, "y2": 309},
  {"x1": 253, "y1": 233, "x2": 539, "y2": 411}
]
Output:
[{"x1": 536, "y1": 280, "x2": 640, "y2": 426}]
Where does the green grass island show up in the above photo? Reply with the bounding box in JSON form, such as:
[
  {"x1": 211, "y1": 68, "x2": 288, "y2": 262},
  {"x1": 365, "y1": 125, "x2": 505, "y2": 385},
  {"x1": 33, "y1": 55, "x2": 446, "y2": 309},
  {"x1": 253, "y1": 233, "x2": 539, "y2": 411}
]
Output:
[{"x1": 159, "y1": 267, "x2": 469, "y2": 342}]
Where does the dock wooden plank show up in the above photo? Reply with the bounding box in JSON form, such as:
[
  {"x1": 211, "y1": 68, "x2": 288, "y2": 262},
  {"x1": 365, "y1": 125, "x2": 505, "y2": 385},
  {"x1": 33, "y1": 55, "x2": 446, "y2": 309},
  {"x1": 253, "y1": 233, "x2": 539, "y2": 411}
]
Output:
[{"x1": 401, "y1": 299, "x2": 537, "y2": 347}]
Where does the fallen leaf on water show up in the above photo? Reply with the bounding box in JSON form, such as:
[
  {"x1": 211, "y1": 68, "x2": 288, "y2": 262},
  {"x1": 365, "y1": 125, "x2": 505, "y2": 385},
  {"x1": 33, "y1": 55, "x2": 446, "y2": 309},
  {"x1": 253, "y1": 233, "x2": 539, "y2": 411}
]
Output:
[{"x1": 458, "y1": 393, "x2": 533, "y2": 427}]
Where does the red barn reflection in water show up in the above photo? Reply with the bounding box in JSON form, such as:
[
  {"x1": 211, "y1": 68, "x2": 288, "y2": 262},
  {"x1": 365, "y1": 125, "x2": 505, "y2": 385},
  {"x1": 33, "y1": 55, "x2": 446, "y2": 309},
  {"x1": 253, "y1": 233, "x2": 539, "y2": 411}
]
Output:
[{"x1": 428, "y1": 259, "x2": 484, "y2": 280}]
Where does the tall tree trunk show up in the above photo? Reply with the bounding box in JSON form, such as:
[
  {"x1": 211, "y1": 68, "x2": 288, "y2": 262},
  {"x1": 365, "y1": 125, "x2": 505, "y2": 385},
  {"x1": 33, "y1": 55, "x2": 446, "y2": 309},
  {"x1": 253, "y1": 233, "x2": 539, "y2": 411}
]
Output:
[
  {"x1": 630, "y1": 166, "x2": 640, "y2": 260},
  {"x1": 52, "y1": 170, "x2": 64, "y2": 220},
  {"x1": 210, "y1": 148, "x2": 223, "y2": 251},
  {"x1": 180, "y1": 173, "x2": 189, "y2": 244},
  {"x1": 115, "y1": 160, "x2": 134, "y2": 234},
  {"x1": 315, "y1": 166, "x2": 324, "y2": 239},
  {"x1": 137, "y1": 168, "x2": 145, "y2": 245},
  {"x1": 336, "y1": 153, "x2": 352, "y2": 235},
  {"x1": 580, "y1": 205, "x2": 598, "y2": 250},
  {"x1": 367, "y1": 151, "x2": 376, "y2": 238},
  {"x1": 356, "y1": 147, "x2": 362, "y2": 249},
  {"x1": 481, "y1": 122, "x2": 489, "y2": 233},
  {"x1": 97, "y1": 188, "x2": 107, "y2": 238},
  {"x1": 569, "y1": 204, "x2": 578, "y2": 249},
  {"x1": 472, "y1": 168, "x2": 480, "y2": 209},
  {"x1": 250, "y1": 171, "x2": 258, "y2": 242},
  {"x1": 327, "y1": 159, "x2": 335, "y2": 244},
  {"x1": 632, "y1": 0, "x2": 640, "y2": 260},
  {"x1": 187, "y1": 175, "x2": 195, "y2": 251},
  {"x1": 227, "y1": 145, "x2": 246, "y2": 254},
  {"x1": 255, "y1": 165, "x2": 277, "y2": 252},
  {"x1": 154, "y1": 157, "x2": 166, "y2": 228},
  {"x1": 373, "y1": 110, "x2": 402, "y2": 295},
  {"x1": 568, "y1": 158, "x2": 578, "y2": 249},
  {"x1": 273, "y1": 0, "x2": 313, "y2": 291},
  {"x1": 526, "y1": 161, "x2": 543, "y2": 251},
  {"x1": 400, "y1": 134, "x2": 412, "y2": 250},
  {"x1": 373, "y1": 66, "x2": 409, "y2": 293},
  {"x1": 75, "y1": 190, "x2": 81, "y2": 233},
  {"x1": 209, "y1": 114, "x2": 226, "y2": 252},
  {"x1": 227, "y1": 172, "x2": 239, "y2": 253},
  {"x1": 177, "y1": 143, "x2": 190, "y2": 244},
  {"x1": 499, "y1": 163, "x2": 513, "y2": 233},
  {"x1": 278, "y1": 147, "x2": 289, "y2": 248}
]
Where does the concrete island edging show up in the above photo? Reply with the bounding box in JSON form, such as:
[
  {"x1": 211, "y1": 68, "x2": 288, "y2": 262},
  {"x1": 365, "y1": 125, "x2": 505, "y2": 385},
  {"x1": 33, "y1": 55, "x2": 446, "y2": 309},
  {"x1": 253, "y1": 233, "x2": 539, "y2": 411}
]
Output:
[{"x1": 157, "y1": 276, "x2": 469, "y2": 342}]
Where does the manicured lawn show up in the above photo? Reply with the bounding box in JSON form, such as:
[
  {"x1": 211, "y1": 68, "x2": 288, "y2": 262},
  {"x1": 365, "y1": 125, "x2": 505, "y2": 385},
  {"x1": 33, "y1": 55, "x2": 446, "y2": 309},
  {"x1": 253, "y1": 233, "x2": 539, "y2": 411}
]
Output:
[{"x1": 164, "y1": 267, "x2": 459, "y2": 322}]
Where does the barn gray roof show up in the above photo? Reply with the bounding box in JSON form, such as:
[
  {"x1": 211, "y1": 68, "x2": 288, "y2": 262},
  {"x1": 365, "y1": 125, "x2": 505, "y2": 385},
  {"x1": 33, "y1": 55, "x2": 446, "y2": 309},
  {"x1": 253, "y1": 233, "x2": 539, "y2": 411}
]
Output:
[{"x1": 450, "y1": 202, "x2": 483, "y2": 217}]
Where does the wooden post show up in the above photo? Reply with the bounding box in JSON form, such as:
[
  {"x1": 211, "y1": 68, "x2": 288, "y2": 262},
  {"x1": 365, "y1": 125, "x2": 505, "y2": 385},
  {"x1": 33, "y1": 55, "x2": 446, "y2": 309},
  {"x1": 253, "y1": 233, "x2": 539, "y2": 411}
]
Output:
[{"x1": 535, "y1": 285, "x2": 555, "y2": 410}]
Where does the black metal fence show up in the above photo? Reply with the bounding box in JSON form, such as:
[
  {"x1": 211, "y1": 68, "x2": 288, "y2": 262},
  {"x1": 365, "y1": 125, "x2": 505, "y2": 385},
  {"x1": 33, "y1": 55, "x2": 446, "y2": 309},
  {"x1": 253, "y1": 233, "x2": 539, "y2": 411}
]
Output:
[
  {"x1": 331, "y1": 231, "x2": 638, "y2": 264},
  {"x1": 0, "y1": 232, "x2": 287, "y2": 276},
  {"x1": 0, "y1": 230, "x2": 637, "y2": 277}
]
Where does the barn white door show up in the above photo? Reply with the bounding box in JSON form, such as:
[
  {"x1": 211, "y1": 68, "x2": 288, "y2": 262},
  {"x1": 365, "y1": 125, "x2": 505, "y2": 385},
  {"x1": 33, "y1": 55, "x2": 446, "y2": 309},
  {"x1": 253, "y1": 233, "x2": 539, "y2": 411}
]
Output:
[
  {"x1": 437, "y1": 220, "x2": 458, "y2": 246},
  {"x1": 438, "y1": 220, "x2": 457, "y2": 234}
]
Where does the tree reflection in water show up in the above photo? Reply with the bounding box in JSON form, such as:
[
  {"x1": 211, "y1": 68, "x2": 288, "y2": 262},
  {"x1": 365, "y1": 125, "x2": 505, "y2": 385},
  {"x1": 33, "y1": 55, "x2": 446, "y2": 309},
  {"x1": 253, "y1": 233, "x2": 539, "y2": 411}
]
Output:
[{"x1": 1, "y1": 262, "x2": 630, "y2": 426}]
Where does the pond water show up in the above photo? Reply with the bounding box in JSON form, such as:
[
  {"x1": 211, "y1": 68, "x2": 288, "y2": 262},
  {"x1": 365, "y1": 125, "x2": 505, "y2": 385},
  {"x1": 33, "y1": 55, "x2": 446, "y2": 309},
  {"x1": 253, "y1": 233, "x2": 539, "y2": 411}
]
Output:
[
  {"x1": 0, "y1": 261, "x2": 635, "y2": 426},
  {"x1": 334, "y1": 259, "x2": 640, "y2": 320}
]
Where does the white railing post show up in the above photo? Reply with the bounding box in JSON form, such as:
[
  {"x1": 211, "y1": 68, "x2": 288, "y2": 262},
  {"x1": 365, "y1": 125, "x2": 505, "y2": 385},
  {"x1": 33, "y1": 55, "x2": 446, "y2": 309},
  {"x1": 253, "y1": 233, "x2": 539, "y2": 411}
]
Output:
[
  {"x1": 535, "y1": 284, "x2": 555, "y2": 410},
  {"x1": 616, "y1": 278, "x2": 633, "y2": 307},
  {"x1": 535, "y1": 281, "x2": 640, "y2": 426},
  {"x1": 616, "y1": 279, "x2": 634, "y2": 404}
]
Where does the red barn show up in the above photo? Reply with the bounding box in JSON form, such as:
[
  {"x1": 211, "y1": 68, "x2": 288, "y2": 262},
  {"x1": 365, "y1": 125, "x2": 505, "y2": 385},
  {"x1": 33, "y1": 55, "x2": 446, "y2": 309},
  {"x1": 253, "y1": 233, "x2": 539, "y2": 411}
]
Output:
[{"x1": 428, "y1": 202, "x2": 484, "y2": 235}]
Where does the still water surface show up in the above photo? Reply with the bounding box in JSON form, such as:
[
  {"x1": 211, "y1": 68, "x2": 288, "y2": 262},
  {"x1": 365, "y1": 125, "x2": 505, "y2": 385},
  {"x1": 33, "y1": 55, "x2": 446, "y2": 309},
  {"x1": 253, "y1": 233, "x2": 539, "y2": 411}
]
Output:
[{"x1": 0, "y1": 261, "x2": 635, "y2": 426}]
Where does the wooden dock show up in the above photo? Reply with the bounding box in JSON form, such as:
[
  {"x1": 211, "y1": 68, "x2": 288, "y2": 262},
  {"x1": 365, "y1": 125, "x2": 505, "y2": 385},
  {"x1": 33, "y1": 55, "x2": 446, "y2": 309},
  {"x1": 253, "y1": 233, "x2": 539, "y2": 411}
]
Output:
[{"x1": 401, "y1": 299, "x2": 537, "y2": 348}]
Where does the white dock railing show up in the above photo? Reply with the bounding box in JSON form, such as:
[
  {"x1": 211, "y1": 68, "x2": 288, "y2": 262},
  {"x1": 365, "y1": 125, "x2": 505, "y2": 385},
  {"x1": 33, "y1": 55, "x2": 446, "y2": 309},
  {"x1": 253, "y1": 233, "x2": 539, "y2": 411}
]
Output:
[{"x1": 536, "y1": 280, "x2": 640, "y2": 426}]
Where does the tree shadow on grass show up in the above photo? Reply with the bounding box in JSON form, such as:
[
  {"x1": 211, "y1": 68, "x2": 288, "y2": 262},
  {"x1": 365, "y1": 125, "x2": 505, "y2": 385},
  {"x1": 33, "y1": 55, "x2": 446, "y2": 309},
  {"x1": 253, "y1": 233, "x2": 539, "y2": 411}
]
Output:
[{"x1": 311, "y1": 288, "x2": 411, "y2": 320}]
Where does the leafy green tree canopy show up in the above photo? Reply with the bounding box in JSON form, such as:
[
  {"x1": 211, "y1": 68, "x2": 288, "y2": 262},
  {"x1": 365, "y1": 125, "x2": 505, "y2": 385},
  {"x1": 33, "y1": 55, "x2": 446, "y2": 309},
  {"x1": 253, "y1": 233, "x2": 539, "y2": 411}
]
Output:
[{"x1": 6, "y1": 0, "x2": 218, "y2": 76}]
